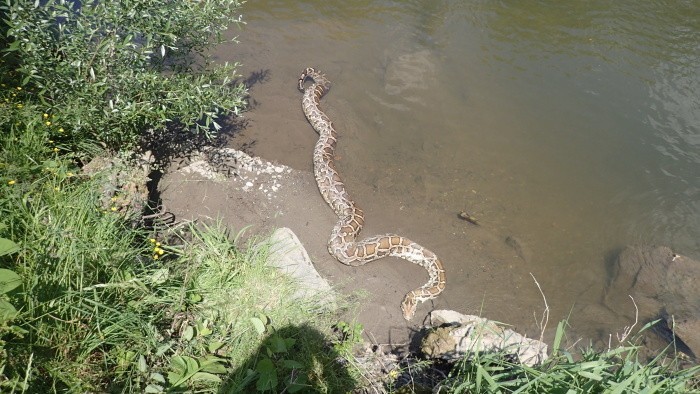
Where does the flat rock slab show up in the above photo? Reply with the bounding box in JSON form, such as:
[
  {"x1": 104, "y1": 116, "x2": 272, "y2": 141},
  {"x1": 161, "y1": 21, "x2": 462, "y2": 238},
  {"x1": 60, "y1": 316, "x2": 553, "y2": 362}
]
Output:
[
  {"x1": 422, "y1": 310, "x2": 548, "y2": 367},
  {"x1": 264, "y1": 227, "x2": 335, "y2": 305}
]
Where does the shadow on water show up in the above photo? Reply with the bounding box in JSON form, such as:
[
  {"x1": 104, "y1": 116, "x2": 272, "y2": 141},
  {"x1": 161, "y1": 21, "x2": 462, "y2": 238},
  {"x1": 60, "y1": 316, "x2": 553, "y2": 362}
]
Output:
[{"x1": 220, "y1": 324, "x2": 357, "y2": 393}]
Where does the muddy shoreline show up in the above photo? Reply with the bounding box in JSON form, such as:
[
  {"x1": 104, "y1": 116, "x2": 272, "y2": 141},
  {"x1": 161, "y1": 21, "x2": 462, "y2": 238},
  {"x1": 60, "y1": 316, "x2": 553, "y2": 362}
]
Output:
[{"x1": 159, "y1": 146, "x2": 549, "y2": 348}]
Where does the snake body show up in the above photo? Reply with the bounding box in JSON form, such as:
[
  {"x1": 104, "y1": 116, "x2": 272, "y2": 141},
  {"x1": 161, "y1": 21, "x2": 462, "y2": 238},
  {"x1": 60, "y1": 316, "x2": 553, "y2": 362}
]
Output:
[{"x1": 298, "y1": 67, "x2": 446, "y2": 320}]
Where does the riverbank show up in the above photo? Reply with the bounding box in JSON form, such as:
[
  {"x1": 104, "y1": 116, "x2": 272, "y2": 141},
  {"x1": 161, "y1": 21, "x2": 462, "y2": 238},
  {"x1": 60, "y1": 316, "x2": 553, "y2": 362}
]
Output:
[{"x1": 159, "y1": 146, "x2": 544, "y2": 348}]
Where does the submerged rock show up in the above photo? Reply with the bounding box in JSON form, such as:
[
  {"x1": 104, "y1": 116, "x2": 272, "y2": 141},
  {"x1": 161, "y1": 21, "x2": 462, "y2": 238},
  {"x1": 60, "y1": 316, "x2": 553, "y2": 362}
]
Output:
[
  {"x1": 505, "y1": 235, "x2": 531, "y2": 263},
  {"x1": 611, "y1": 245, "x2": 700, "y2": 358},
  {"x1": 421, "y1": 310, "x2": 548, "y2": 366}
]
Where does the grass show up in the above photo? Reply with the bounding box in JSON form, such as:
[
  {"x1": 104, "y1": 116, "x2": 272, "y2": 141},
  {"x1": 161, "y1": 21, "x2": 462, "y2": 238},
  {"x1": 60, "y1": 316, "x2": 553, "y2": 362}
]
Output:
[
  {"x1": 0, "y1": 167, "x2": 359, "y2": 391},
  {"x1": 442, "y1": 320, "x2": 700, "y2": 394}
]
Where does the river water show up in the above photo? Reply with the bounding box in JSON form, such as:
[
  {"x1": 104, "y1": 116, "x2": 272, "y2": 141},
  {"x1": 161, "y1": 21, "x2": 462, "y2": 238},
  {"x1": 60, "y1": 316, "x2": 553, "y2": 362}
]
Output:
[{"x1": 217, "y1": 1, "x2": 700, "y2": 342}]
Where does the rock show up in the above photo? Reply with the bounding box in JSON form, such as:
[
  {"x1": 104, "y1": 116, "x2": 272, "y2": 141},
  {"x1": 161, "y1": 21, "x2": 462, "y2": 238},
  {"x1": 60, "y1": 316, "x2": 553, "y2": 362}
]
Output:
[
  {"x1": 383, "y1": 49, "x2": 436, "y2": 107},
  {"x1": 82, "y1": 151, "x2": 152, "y2": 223},
  {"x1": 264, "y1": 227, "x2": 336, "y2": 307},
  {"x1": 421, "y1": 310, "x2": 548, "y2": 366},
  {"x1": 611, "y1": 245, "x2": 700, "y2": 358}
]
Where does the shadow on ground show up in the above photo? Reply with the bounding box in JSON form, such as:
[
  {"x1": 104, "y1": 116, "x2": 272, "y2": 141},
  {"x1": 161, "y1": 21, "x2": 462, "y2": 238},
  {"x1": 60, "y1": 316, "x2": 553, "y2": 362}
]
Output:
[{"x1": 220, "y1": 323, "x2": 357, "y2": 393}]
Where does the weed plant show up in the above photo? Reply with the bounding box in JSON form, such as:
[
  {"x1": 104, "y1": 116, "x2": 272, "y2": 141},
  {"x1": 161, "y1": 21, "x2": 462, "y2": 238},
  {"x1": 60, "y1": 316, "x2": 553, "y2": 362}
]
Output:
[
  {"x1": 1, "y1": 0, "x2": 247, "y2": 154},
  {"x1": 443, "y1": 321, "x2": 700, "y2": 393}
]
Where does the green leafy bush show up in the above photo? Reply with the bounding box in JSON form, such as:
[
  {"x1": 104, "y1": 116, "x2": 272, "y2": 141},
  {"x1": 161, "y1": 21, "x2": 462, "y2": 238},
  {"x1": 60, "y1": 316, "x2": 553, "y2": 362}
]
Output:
[{"x1": 1, "y1": 0, "x2": 246, "y2": 152}]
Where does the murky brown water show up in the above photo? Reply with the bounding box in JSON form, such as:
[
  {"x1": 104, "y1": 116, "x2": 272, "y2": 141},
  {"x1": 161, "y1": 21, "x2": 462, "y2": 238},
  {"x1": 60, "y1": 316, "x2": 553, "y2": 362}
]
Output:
[{"x1": 215, "y1": 1, "x2": 700, "y2": 342}]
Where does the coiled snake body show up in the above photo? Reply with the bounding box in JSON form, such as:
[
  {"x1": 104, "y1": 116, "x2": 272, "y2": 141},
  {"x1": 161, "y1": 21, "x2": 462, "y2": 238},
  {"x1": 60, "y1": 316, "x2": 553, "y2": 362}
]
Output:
[{"x1": 298, "y1": 67, "x2": 446, "y2": 320}]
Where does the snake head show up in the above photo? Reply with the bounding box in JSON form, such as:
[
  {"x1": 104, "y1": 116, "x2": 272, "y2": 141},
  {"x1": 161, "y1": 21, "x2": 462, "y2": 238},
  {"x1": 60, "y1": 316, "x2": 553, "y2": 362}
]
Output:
[{"x1": 401, "y1": 296, "x2": 417, "y2": 320}]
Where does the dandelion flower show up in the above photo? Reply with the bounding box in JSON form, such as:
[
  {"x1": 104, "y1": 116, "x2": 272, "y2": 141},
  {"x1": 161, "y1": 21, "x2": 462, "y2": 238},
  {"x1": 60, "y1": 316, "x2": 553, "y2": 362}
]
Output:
[
  {"x1": 58, "y1": 127, "x2": 64, "y2": 133},
  {"x1": 45, "y1": 121, "x2": 51, "y2": 126},
  {"x1": 53, "y1": 147, "x2": 59, "y2": 152},
  {"x1": 16, "y1": 86, "x2": 21, "y2": 91},
  {"x1": 8, "y1": 180, "x2": 16, "y2": 185},
  {"x1": 16, "y1": 104, "x2": 23, "y2": 109},
  {"x1": 153, "y1": 255, "x2": 159, "y2": 260},
  {"x1": 149, "y1": 238, "x2": 156, "y2": 243},
  {"x1": 156, "y1": 242, "x2": 161, "y2": 247},
  {"x1": 157, "y1": 249, "x2": 164, "y2": 255},
  {"x1": 43, "y1": 113, "x2": 49, "y2": 118},
  {"x1": 110, "y1": 206, "x2": 117, "y2": 212}
]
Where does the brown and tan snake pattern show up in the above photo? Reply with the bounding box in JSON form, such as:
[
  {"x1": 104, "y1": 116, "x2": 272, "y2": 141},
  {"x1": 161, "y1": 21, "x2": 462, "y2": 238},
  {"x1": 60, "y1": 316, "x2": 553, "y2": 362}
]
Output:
[{"x1": 298, "y1": 67, "x2": 446, "y2": 320}]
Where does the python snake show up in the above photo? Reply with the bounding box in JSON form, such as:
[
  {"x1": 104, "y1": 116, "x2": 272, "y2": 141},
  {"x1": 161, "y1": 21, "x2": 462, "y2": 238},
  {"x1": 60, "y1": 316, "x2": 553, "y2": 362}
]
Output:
[{"x1": 298, "y1": 67, "x2": 446, "y2": 320}]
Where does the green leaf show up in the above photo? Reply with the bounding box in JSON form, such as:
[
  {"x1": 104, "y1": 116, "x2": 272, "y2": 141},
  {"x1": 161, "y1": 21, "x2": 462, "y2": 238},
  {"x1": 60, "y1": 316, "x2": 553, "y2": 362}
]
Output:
[
  {"x1": 191, "y1": 372, "x2": 221, "y2": 383},
  {"x1": 0, "y1": 238, "x2": 20, "y2": 257},
  {"x1": 156, "y1": 342, "x2": 172, "y2": 356},
  {"x1": 144, "y1": 384, "x2": 163, "y2": 393},
  {"x1": 150, "y1": 372, "x2": 166, "y2": 383},
  {"x1": 168, "y1": 355, "x2": 200, "y2": 386},
  {"x1": 208, "y1": 340, "x2": 225, "y2": 353},
  {"x1": 0, "y1": 300, "x2": 18, "y2": 321},
  {"x1": 269, "y1": 335, "x2": 289, "y2": 353},
  {"x1": 250, "y1": 317, "x2": 265, "y2": 335},
  {"x1": 578, "y1": 370, "x2": 604, "y2": 381},
  {"x1": 0, "y1": 269, "x2": 21, "y2": 294},
  {"x1": 182, "y1": 325, "x2": 194, "y2": 341},
  {"x1": 199, "y1": 355, "x2": 228, "y2": 374},
  {"x1": 282, "y1": 359, "x2": 303, "y2": 369},
  {"x1": 255, "y1": 358, "x2": 277, "y2": 391},
  {"x1": 138, "y1": 355, "x2": 148, "y2": 373}
]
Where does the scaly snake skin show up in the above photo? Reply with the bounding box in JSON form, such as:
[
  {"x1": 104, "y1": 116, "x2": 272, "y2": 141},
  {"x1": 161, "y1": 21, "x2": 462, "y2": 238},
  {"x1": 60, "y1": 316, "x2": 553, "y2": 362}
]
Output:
[{"x1": 298, "y1": 67, "x2": 446, "y2": 320}]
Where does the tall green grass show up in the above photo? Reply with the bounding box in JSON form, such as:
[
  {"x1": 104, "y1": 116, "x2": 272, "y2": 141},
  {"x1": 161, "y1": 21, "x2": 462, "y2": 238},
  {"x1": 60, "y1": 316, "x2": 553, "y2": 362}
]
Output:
[
  {"x1": 0, "y1": 172, "x2": 356, "y2": 391},
  {"x1": 444, "y1": 320, "x2": 700, "y2": 393}
]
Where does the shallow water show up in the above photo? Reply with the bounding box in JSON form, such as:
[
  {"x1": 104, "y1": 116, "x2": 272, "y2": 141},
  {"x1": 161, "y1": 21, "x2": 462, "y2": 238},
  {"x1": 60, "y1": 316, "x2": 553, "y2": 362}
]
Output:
[{"x1": 217, "y1": 1, "x2": 700, "y2": 341}]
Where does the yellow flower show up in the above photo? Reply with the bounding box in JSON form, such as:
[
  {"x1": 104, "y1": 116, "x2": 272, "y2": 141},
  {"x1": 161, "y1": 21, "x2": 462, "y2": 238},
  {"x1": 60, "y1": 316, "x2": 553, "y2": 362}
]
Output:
[
  {"x1": 66, "y1": 172, "x2": 74, "y2": 177},
  {"x1": 49, "y1": 140, "x2": 54, "y2": 143},
  {"x1": 58, "y1": 127, "x2": 65, "y2": 133},
  {"x1": 110, "y1": 207, "x2": 117, "y2": 212},
  {"x1": 16, "y1": 104, "x2": 23, "y2": 109},
  {"x1": 155, "y1": 242, "x2": 161, "y2": 247},
  {"x1": 157, "y1": 249, "x2": 164, "y2": 255},
  {"x1": 16, "y1": 86, "x2": 21, "y2": 91},
  {"x1": 149, "y1": 238, "x2": 156, "y2": 243},
  {"x1": 153, "y1": 254, "x2": 159, "y2": 260},
  {"x1": 43, "y1": 113, "x2": 49, "y2": 118},
  {"x1": 8, "y1": 180, "x2": 16, "y2": 185},
  {"x1": 45, "y1": 121, "x2": 51, "y2": 126},
  {"x1": 53, "y1": 147, "x2": 59, "y2": 152},
  {"x1": 54, "y1": 187, "x2": 60, "y2": 191}
]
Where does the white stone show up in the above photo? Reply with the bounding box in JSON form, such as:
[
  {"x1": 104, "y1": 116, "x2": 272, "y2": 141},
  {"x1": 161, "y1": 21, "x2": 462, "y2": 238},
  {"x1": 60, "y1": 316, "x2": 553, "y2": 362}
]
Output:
[
  {"x1": 423, "y1": 310, "x2": 549, "y2": 366},
  {"x1": 263, "y1": 228, "x2": 336, "y2": 306}
]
